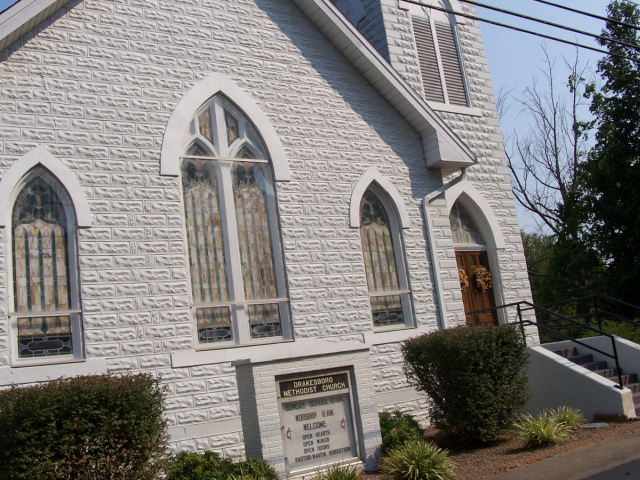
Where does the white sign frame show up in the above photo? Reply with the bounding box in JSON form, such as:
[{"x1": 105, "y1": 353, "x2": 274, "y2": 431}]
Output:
[{"x1": 277, "y1": 369, "x2": 361, "y2": 477}]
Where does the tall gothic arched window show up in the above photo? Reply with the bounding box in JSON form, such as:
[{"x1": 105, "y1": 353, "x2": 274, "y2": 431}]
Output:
[
  {"x1": 12, "y1": 171, "x2": 82, "y2": 360},
  {"x1": 181, "y1": 94, "x2": 289, "y2": 346},
  {"x1": 360, "y1": 189, "x2": 412, "y2": 329}
]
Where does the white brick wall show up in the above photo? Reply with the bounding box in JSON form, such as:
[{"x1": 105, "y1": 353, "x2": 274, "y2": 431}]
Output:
[{"x1": 0, "y1": 0, "x2": 531, "y2": 460}]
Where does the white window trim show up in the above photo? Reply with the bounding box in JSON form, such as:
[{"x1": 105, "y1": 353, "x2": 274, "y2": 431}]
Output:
[
  {"x1": 181, "y1": 95, "x2": 291, "y2": 349},
  {"x1": 359, "y1": 184, "x2": 415, "y2": 332},
  {"x1": 161, "y1": 73, "x2": 291, "y2": 182},
  {"x1": 349, "y1": 169, "x2": 414, "y2": 331},
  {"x1": 6, "y1": 168, "x2": 84, "y2": 367}
]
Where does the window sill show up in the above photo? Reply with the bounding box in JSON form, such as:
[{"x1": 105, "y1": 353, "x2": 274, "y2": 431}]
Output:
[
  {"x1": 427, "y1": 102, "x2": 484, "y2": 117},
  {"x1": 172, "y1": 337, "x2": 370, "y2": 368},
  {"x1": 194, "y1": 336, "x2": 293, "y2": 353},
  {"x1": 364, "y1": 325, "x2": 439, "y2": 346},
  {"x1": 1, "y1": 358, "x2": 107, "y2": 386}
]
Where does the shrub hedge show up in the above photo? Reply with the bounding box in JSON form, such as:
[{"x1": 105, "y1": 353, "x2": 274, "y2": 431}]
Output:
[
  {"x1": 378, "y1": 411, "x2": 423, "y2": 453},
  {"x1": 166, "y1": 451, "x2": 279, "y2": 480},
  {"x1": 402, "y1": 325, "x2": 529, "y2": 445},
  {"x1": 0, "y1": 373, "x2": 168, "y2": 480}
]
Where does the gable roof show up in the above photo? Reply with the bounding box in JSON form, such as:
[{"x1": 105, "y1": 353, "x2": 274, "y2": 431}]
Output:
[{"x1": 0, "y1": 0, "x2": 477, "y2": 169}]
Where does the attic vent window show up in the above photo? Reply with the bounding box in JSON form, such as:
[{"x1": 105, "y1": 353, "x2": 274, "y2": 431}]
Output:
[{"x1": 411, "y1": 9, "x2": 468, "y2": 107}]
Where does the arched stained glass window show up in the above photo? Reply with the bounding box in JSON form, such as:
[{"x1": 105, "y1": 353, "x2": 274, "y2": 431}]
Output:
[
  {"x1": 360, "y1": 191, "x2": 410, "y2": 328},
  {"x1": 180, "y1": 94, "x2": 288, "y2": 346},
  {"x1": 450, "y1": 201, "x2": 485, "y2": 245},
  {"x1": 12, "y1": 174, "x2": 81, "y2": 359}
]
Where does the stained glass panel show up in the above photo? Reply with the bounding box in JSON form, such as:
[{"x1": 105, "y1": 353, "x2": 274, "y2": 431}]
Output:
[
  {"x1": 197, "y1": 307, "x2": 233, "y2": 343},
  {"x1": 17, "y1": 315, "x2": 72, "y2": 357},
  {"x1": 233, "y1": 162, "x2": 282, "y2": 336},
  {"x1": 198, "y1": 109, "x2": 214, "y2": 145},
  {"x1": 360, "y1": 192, "x2": 405, "y2": 327},
  {"x1": 371, "y1": 295, "x2": 404, "y2": 327},
  {"x1": 13, "y1": 177, "x2": 73, "y2": 358},
  {"x1": 182, "y1": 159, "x2": 229, "y2": 312},
  {"x1": 225, "y1": 110, "x2": 239, "y2": 145},
  {"x1": 186, "y1": 142, "x2": 209, "y2": 157},
  {"x1": 248, "y1": 303, "x2": 282, "y2": 339},
  {"x1": 450, "y1": 201, "x2": 485, "y2": 245},
  {"x1": 237, "y1": 145, "x2": 255, "y2": 159}
]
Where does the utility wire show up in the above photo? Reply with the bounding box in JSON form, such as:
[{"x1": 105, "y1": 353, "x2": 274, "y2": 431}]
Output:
[
  {"x1": 461, "y1": 0, "x2": 640, "y2": 51},
  {"x1": 401, "y1": 0, "x2": 636, "y2": 60},
  {"x1": 530, "y1": 0, "x2": 640, "y2": 31}
]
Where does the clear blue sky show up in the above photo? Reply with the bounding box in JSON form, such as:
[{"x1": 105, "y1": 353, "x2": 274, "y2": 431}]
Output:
[
  {"x1": 479, "y1": 0, "x2": 609, "y2": 231},
  {"x1": 0, "y1": 0, "x2": 17, "y2": 14}
]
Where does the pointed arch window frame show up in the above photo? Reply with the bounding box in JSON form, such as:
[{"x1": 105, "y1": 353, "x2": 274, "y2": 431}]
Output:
[
  {"x1": 354, "y1": 182, "x2": 414, "y2": 331},
  {"x1": 179, "y1": 94, "x2": 291, "y2": 348},
  {"x1": 2, "y1": 161, "x2": 85, "y2": 366}
]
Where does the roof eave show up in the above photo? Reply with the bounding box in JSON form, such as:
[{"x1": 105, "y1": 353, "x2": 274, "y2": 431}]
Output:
[
  {"x1": 292, "y1": 0, "x2": 477, "y2": 170},
  {"x1": 0, "y1": 0, "x2": 71, "y2": 52}
]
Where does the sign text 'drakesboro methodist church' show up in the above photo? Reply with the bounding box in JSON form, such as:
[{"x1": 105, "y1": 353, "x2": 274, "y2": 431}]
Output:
[{"x1": 279, "y1": 374, "x2": 349, "y2": 398}]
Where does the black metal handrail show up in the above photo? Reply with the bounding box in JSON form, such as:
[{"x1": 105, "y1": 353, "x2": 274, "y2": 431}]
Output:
[{"x1": 463, "y1": 301, "x2": 626, "y2": 389}]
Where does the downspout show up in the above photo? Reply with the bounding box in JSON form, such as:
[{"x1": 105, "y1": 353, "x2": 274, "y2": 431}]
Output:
[{"x1": 423, "y1": 168, "x2": 468, "y2": 329}]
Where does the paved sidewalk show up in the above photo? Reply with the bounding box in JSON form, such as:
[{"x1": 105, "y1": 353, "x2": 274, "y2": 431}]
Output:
[{"x1": 492, "y1": 428, "x2": 640, "y2": 480}]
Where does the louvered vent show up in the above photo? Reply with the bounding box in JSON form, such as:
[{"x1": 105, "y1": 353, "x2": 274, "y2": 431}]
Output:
[
  {"x1": 412, "y1": 15, "x2": 445, "y2": 104},
  {"x1": 435, "y1": 21, "x2": 468, "y2": 106}
]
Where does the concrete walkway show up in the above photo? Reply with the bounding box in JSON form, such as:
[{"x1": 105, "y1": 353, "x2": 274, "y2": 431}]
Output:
[{"x1": 492, "y1": 428, "x2": 640, "y2": 480}]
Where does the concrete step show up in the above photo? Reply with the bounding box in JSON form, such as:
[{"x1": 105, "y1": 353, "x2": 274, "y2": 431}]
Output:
[
  {"x1": 633, "y1": 391, "x2": 640, "y2": 408},
  {"x1": 625, "y1": 382, "x2": 640, "y2": 394},
  {"x1": 566, "y1": 354, "x2": 595, "y2": 365},
  {"x1": 581, "y1": 360, "x2": 609, "y2": 371},
  {"x1": 595, "y1": 367, "x2": 618, "y2": 378},
  {"x1": 599, "y1": 373, "x2": 639, "y2": 386},
  {"x1": 552, "y1": 347, "x2": 578, "y2": 358}
]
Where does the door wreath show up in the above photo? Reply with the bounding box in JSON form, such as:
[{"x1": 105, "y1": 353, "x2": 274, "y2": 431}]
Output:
[
  {"x1": 458, "y1": 268, "x2": 469, "y2": 292},
  {"x1": 475, "y1": 266, "x2": 492, "y2": 293}
]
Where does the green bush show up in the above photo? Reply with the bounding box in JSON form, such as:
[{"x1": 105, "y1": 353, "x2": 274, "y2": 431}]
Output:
[
  {"x1": 513, "y1": 411, "x2": 572, "y2": 449},
  {"x1": 166, "y1": 451, "x2": 279, "y2": 480},
  {"x1": 402, "y1": 325, "x2": 529, "y2": 445},
  {"x1": 0, "y1": 373, "x2": 168, "y2": 480},
  {"x1": 379, "y1": 440, "x2": 454, "y2": 480},
  {"x1": 549, "y1": 406, "x2": 585, "y2": 429},
  {"x1": 315, "y1": 462, "x2": 361, "y2": 480},
  {"x1": 379, "y1": 411, "x2": 423, "y2": 453}
]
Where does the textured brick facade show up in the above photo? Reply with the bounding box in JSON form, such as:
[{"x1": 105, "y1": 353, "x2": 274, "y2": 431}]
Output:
[{"x1": 0, "y1": 0, "x2": 532, "y2": 468}]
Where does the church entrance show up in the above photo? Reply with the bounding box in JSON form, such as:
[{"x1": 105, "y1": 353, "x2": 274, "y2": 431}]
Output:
[
  {"x1": 449, "y1": 200, "x2": 498, "y2": 326},
  {"x1": 456, "y1": 251, "x2": 498, "y2": 326}
]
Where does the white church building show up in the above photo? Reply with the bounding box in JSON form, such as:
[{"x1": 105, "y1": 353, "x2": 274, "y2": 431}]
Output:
[{"x1": 0, "y1": 0, "x2": 531, "y2": 476}]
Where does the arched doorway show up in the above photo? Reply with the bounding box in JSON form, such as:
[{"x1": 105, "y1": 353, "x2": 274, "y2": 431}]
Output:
[{"x1": 450, "y1": 200, "x2": 498, "y2": 326}]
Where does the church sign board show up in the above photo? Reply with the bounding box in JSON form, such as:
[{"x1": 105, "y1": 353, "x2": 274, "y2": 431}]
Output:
[{"x1": 278, "y1": 371, "x2": 359, "y2": 475}]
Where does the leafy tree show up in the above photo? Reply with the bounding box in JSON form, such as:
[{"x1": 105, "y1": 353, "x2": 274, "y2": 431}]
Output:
[{"x1": 582, "y1": 0, "x2": 640, "y2": 304}]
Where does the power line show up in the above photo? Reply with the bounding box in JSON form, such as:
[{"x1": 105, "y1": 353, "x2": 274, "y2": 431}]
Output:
[
  {"x1": 461, "y1": 0, "x2": 640, "y2": 51},
  {"x1": 401, "y1": 0, "x2": 636, "y2": 60},
  {"x1": 530, "y1": 0, "x2": 640, "y2": 31}
]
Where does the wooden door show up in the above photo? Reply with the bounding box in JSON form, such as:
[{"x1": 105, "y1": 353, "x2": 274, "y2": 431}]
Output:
[{"x1": 456, "y1": 251, "x2": 498, "y2": 326}]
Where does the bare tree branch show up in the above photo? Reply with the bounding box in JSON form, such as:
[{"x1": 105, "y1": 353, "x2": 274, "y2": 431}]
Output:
[{"x1": 501, "y1": 46, "x2": 594, "y2": 236}]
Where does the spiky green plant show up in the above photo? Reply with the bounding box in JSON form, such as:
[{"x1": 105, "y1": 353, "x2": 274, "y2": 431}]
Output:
[
  {"x1": 549, "y1": 406, "x2": 586, "y2": 429},
  {"x1": 379, "y1": 440, "x2": 455, "y2": 480},
  {"x1": 315, "y1": 462, "x2": 361, "y2": 480},
  {"x1": 513, "y1": 411, "x2": 572, "y2": 449}
]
